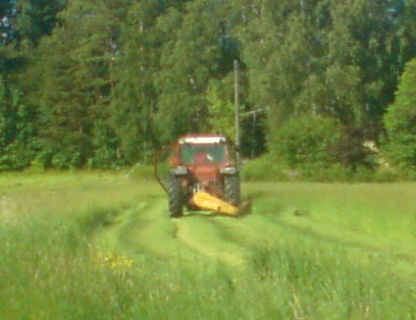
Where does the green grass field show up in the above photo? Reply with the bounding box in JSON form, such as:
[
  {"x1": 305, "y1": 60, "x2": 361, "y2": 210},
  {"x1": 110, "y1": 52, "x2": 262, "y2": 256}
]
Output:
[{"x1": 1, "y1": 171, "x2": 415, "y2": 320}]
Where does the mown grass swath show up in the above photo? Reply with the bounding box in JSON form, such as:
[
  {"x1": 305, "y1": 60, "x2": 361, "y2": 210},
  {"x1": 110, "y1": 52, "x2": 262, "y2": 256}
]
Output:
[{"x1": 0, "y1": 172, "x2": 415, "y2": 319}]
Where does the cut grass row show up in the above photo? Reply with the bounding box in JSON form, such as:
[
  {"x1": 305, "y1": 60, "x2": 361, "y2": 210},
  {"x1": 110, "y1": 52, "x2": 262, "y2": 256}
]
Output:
[{"x1": 0, "y1": 172, "x2": 415, "y2": 319}]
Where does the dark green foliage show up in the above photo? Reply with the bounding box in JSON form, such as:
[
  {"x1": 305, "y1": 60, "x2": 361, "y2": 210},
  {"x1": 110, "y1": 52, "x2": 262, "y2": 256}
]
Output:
[
  {"x1": 237, "y1": 0, "x2": 413, "y2": 167},
  {"x1": 110, "y1": 0, "x2": 170, "y2": 163},
  {"x1": 14, "y1": 0, "x2": 67, "y2": 46},
  {"x1": 154, "y1": 0, "x2": 236, "y2": 143},
  {"x1": 0, "y1": 0, "x2": 415, "y2": 173},
  {"x1": 1, "y1": 0, "x2": 66, "y2": 47},
  {"x1": 0, "y1": 74, "x2": 37, "y2": 170},
  {"x1": 333, "y1": 127, "x2": 376, "y2": 170},
  {"x1": 0, "y1": 0, "x2": 66, "y2": 170},
  {"x1": 33, "y1": 0, "x2": 130, "y2": 168},
  {"x1": 384, "y1": 58, "x2": 416, "y2": 169},
  {"x1": 270, "y1": 114, "x2": 343, "y2": 170},
  {"x1": 241, "y1": 155, "x2": 288, "y2": 181}
]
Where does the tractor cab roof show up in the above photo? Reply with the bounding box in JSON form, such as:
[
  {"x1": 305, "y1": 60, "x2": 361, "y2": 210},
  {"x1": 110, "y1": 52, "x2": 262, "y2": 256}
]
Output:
[{"x1": 178, "y1": 134, "x2": 227, "y2": 145}]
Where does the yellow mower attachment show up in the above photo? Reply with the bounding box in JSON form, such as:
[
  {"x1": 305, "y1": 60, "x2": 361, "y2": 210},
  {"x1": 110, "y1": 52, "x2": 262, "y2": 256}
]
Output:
[{"x1": 191, "y1": 191, "x2": 250, "y2": 217}]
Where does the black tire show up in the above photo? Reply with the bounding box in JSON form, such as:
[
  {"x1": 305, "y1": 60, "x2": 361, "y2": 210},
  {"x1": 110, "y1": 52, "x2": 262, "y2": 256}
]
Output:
[
  {"x1": 168, "y1": 175, "x2": 184, "y2": 218},
  {"x1": 224, "y1": 174, "x2": 241, "y2": 205}
]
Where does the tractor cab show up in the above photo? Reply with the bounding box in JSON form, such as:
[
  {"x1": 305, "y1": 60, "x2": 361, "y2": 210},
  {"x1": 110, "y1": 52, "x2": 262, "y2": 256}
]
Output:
[{"x1": 178, "y1": 135, "x2": 229, "y2": 166}]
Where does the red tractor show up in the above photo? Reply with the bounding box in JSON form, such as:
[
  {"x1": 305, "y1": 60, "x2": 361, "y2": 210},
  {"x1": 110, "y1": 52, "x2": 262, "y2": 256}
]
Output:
[{"x1": 155, "y1": 134, "x2": 245, "y2": 218}]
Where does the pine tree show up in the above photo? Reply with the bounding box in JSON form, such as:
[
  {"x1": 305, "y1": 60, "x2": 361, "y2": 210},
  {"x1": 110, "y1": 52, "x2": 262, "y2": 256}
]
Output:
[
  {"x1": 111, "y1": 0, "x2": 185, "y2": 163},
  {"x1": 34, "y1": 0, "x2": 130, "y2": 168},
  {"x1": 14, "y1": 0, "x2": 66, "y2": 47},
  {"x1": 384, "y1": 58, "x2": 416, "y2": 169}
]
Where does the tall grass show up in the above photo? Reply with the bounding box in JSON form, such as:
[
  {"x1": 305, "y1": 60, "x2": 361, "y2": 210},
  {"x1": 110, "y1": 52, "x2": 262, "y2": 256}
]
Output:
[
  {"x1": 0, "y1": 214, "x2": 134, "y2": 320},
  {"x1": 247, "y1": 243, "x2": 416, "y2": 320},
  {"x1": 245, "y1": 182, "x2": 416, "y2": 245},
  {"x1": 2, "y1": 207, "x2": 415, "y2": 320},
  {"x1": 1, "y1": 172, "x2": 416, "y2": 319}
]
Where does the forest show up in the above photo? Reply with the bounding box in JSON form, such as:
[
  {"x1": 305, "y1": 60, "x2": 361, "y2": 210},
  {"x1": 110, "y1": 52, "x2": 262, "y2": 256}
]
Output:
[{"x1": 1, "y1": 0, "x2": 416, "y2": 175}]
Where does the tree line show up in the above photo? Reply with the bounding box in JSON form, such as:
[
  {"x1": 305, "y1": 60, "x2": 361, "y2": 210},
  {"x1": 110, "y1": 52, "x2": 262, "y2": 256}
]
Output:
[{"x1": 1, "y1": 0, "x2": 416, "y2": 172}]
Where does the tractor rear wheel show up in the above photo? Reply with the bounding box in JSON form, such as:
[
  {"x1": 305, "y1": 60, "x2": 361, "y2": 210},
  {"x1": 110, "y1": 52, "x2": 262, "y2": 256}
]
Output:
[
  {"x1": 224, "y1": 174, "x2": 240, "y2": 205},
  {"x1": 168, "y1": 175, "x2": 184, "y2": 218}
]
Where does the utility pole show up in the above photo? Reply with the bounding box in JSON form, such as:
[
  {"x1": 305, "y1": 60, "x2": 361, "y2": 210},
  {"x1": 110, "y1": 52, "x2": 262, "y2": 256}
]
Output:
[{"x1": 234, "y1": 60, "x2": 241, "y2": 170}]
